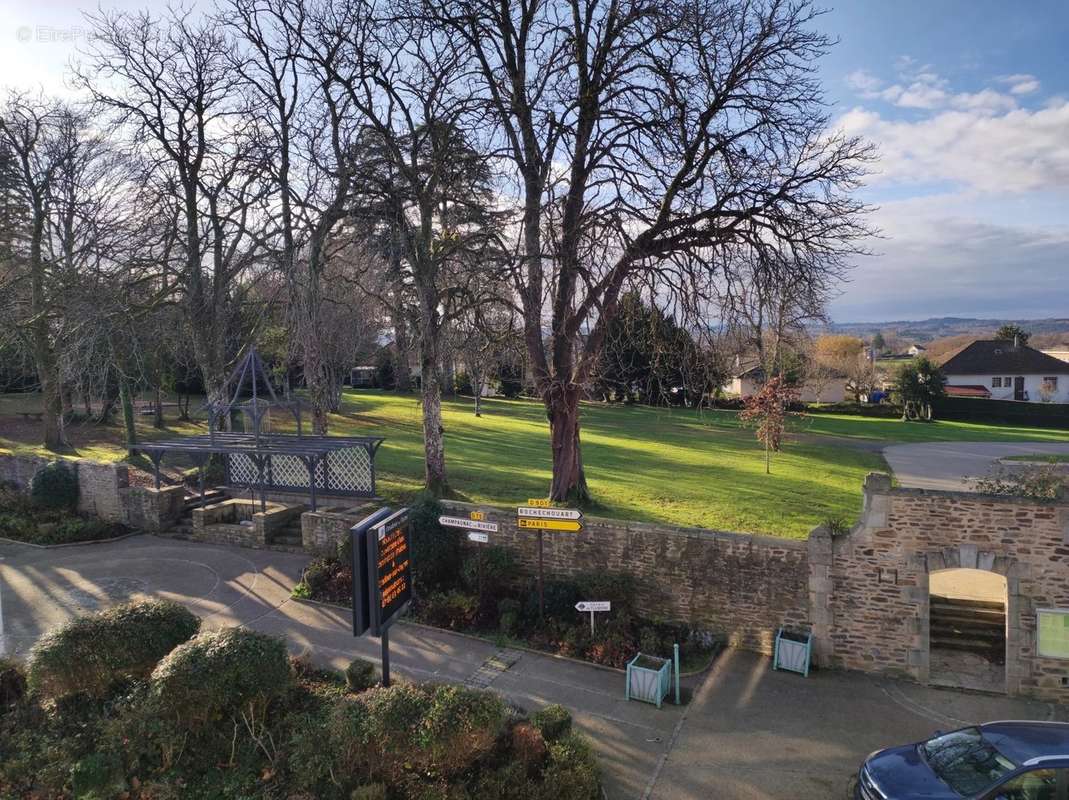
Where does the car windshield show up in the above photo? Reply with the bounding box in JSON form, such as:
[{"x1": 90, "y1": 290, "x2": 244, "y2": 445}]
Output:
[{"x1": 921, "y1": 728, "x2": 1018, "y2": 796}]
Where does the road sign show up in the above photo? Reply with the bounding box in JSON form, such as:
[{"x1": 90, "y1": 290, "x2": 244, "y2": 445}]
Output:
[
  {"x1": 526, "y1": 498, "x2": 551, "y2": 508},
  {"x1": 439, "y1": 515, "x2": 498, "y2": 533},
  {"x1": 575, "y1": 600, "x2": 610, "y2": 635},
  {"x1": 575, "y1": 601, "x2": 610, "y2": 612},
  {"x1": 467, "y1": 531, "x2": 489, "y2": 543},
  {"x1": 517, "y1": 506, "x2": 582, "y2": 520},
  {"x1": 517, "y1": 517, "x2": 582, "y2": 532},
  {"x1": 470, "y1": 511, "x2": 486, "y2": 521}
]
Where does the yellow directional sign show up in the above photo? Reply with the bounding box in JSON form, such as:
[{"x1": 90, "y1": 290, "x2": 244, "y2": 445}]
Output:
[
  {"x1": 526, "y1": 498, "x2": 551, "y2": 508},
  {"x1": 517, "y1": 517, "x2": 582, "y2": 532},
  {"x1": 470, "y1": 511, "x2": 486, "y2": 521}
]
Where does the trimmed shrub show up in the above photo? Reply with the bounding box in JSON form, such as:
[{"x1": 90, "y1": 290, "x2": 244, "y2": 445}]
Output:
[
  {"x1": 151, "y1": 627, "x2": 291, "y2": 726},
  {"x1": 30, "y1": 461, "x2": 79, "y2": 511},
  {"x1": 0, "y1": 658, "x2": 27, "y2": 710},
  {"x1": 531, "y1": 704, "x2": 572, "y2": 742},
  {"x1": 419, "y1": 591, "x2": 478, "y2": 630},
  {"x1": 541, "y1": 731, "x2": 601, "y2": 800},
  {"x1": 333, "y1": 683, "x2": 507, "y2": 784},
  {"x1": 498, "y1": 598, "x2": 521, "y2": 638},
  {"x1": 525, "y1": 578, "x2": 581, "y2": 622},
  {"x1": 345, "y1": 657, "x2": 378, "y2": 693},
  {"x1": 28, "y1": 600, "x2": 200, "y2": 699},
  {"x1": 351, "y1": 784, "x2": 387, "y2": 800},
  {"x1": 510, "y1": 721, "x2": 548, "y2": 771},
  {"x1": 408, "y1": 497, "x2": 461, "y2": 594},
  {"x1": 462, "y1": 546, "x2": 517, "y2": 619}
]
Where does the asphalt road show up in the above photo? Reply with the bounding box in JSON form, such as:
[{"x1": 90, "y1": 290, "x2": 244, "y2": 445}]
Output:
[
  {"x1": 882, "y1": 441, "x2": 1069, "y2": 491},
  {"x1": 2, "y1": 535, "x2": 1064, "y2": 799}
]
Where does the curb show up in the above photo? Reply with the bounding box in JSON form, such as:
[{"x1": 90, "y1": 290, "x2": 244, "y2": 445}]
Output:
[
  {"x1": 290, "y1": 596, "x2": 719, "y2": 678},
  {"x1": 0, "y1": 530, "x2": 145, "y2": 550}
]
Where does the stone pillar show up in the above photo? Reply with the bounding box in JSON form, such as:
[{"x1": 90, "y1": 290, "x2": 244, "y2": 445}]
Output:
[{"x1": 807, "y1": 525, "x2": 834, "y2": 667}]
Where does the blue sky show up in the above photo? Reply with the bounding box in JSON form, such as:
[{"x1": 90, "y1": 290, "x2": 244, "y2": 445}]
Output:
[{"x1": 2, "y1": 0, "x2": 1067, "y2": 323}]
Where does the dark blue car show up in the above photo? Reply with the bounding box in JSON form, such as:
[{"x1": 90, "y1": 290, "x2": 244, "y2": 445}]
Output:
[{"x1": 856, "y1": 721, "x2": 1069, "y2": 799}]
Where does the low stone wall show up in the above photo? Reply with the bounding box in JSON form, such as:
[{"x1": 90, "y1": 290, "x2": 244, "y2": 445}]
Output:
[
  {"x1": 0, "y1": 453, "x2": 185, "y2": 533},
  {"x1": 441, "y1": 500, "x2": 810, "y2": 654},
  {"x1": 301, "y1": 504, "x2": 377, "y2": 554}
]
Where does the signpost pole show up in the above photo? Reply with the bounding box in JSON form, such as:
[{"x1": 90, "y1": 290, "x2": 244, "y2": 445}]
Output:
[
  {"x1": 538, "y1": 530, "x2": 545, "y2": 620},
  {"x1": 381, "y1": 628, "x2": 391, "y2": 688},
  {"x1": 590, "y1": 609, "x2": 595, "y2": 637}
]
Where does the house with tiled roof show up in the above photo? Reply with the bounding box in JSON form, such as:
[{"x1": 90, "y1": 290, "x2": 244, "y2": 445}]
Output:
[{"x1": 939, "y1": 339, "x2": 1069, "y2": 403}]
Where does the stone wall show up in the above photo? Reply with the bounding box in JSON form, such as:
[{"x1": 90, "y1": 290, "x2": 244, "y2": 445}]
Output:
[
  {"x1": 0, "y1": 453, "x2": 184, "y2": 533},
  {"x1": 301, "y1": 504, "x2": 377, "y2": 554},
  {"x1": 814, "y1": 473, "x2": 1069, "y2": 702},
  {"x1": 441, "y1": 501, "x2": 810, "y2": 654}
]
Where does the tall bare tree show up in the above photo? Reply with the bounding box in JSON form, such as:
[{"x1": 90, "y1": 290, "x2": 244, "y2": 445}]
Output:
[
  {"x1": 78, "y1": 8, "x2": 266, "y2": 408},
  {"x1": 427, "y1": 0, "x2": 872, "y2": 501}
]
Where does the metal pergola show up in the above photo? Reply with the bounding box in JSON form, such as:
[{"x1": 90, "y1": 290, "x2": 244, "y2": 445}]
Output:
[{"x1": 137, "y1": 346, "x2": 385, "y2": 512}]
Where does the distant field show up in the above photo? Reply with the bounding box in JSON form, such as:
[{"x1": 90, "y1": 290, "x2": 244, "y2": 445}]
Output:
[{"x1": 3, "y1": 390, "x2": 1069, "y2": 538}]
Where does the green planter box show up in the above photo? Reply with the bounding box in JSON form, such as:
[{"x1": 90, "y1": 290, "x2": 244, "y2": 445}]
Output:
[
  {"x1": 773, "y1": 628, "x2": 812, "y2": 676},
  {"x1": 626, "y1": 653, "x2": 672, "y2": 708}
]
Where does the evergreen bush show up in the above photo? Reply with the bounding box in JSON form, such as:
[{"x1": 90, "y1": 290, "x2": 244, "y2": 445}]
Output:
[
  {"x1": 345, "y1": 657, "x2": 378, "y2": 693},
  {"x1": 151, "y1": 627, "x2": 291, "y2": 726},
  {"x1": 531, "y1": 704, "x2": 572, "y2": 742},
  {"x1": 29, "y1": 461, "x2": 78, "y2": 511},
  {"x1": 28, "y1": 600, "x2": 200, "y2": 699}
]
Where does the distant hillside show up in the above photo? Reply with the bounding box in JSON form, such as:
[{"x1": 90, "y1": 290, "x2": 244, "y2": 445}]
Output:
[{"x1": 830, "y1": 317, "x2": 1069, "y2": 342}]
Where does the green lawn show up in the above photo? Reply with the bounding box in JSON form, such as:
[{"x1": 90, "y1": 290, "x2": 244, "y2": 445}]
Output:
[{"x1": 4, "y1": 390, "x2": 1069, "y2": 539}]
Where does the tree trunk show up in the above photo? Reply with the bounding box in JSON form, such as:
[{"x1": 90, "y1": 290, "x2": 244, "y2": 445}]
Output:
[
  {"x1": 473, "y1": 381, "x2": 482, "y2": 417},
  {"x1": 82, "y1": 387, "x2": 92, "y2": 417},
  {"x1": 38, "y1": 364, "x2": 66, "y2": 450},
  {"x1": 118, "y1": 376, "x2": 137, "y2": 457},
  {"x1": 153, "y1": 385, "x2": 164, "y2": 429},
  {"x1": 545, "y1": 384, "x2": 589, "y2": 503},
  {"x1": 418, "y1": 292, "x2": 448, "y2": 495}
]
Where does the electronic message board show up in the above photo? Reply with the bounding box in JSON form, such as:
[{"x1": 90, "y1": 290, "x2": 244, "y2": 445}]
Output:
[
  {"x1": 365, "y1": 507, "x2": 413, "y2": 636},
  {"x1": 350, "y1": 506, "x2": 395, "y2": 637}
]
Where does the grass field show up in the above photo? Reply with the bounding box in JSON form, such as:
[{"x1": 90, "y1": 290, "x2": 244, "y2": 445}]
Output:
[
  {"x1": 3, "y1": 390, "x2": 1069, "y2": 538},
  {"x1": 1002, "y1": 453, "x2": 1069, "y2": 463}
]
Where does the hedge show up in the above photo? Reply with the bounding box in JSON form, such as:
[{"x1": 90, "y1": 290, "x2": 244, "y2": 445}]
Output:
[
  {"x1": 151, "y1": 627, "x2": 292, "y2": 725},
  {"x1": 933, "y1": 396, "x2": 1069, "y2": 429},
  {"x1": 28, "y1": 600, "x2": 200, "y2": 699}
]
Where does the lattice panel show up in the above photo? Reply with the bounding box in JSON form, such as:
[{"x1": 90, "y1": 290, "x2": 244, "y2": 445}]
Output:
[
  {"x1": 228, "y1": 454, "x2": 258, "y2": 485},
  {"x1": 327, "y1": 447, "x2": 373, "y2": 493},
  {"x1": 271, "y1": 454, "x2": 317, "y2": 488}
]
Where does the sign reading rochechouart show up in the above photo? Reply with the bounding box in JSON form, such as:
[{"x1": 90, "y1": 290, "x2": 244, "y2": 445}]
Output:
[
  {"x1": 438, "y1": 515, "x2": 498, "y2": 533},
  {"x1": 517, "y1": 506, "x2": 583, "y2": 520}
]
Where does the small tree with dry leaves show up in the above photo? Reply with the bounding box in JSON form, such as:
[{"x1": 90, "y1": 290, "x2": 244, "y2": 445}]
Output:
[{"x1": 740, "y1": 376, "x2": 800, "y2": 475}]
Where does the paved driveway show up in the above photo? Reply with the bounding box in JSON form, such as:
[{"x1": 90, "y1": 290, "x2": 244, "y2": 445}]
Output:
[
  {"x1": 883, "y1": 441, "x2": 1069, "y2": 491},
  {"x1": 2, "y1": 535, "x2": 1065, "y2": 799}
]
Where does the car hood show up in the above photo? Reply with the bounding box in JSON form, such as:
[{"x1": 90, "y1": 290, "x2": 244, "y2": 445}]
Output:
[{"x1": 866, "y1": 744, "x2": 961, "y2": 800}]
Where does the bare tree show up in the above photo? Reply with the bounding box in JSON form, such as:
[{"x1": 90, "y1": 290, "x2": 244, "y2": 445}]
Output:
[
  {"x1": 427, "y1": 0, "x2": 872, "y2": 501},
  {"x1": 78, "y1": 8, "x2": 266, "y2": 408}
]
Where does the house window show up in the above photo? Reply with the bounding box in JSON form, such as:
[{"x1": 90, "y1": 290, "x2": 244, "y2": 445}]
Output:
[
  {"x1": 1004, "y1": 376, "x2": 1012, "y2": 385},
  {"x1": 992, "y1": 377, "x2": 1002, "y2": 388},
  {"x1": 1043, "y1": 377, "x2": 1058, "y2": 390},
  {"x1": 1037, "y1": 609, "x2": 1069, "y2": 659}
]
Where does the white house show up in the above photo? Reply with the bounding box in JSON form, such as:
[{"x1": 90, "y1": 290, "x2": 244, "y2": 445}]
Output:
[
  {"x1": 723, "y1": 364, "x2": 847, "y2": 404},
  {"x1": 907, "y1": 344, "x2": 927, "y2": 356},
  {"x1": 939, "y1": 339, "x2": 1069, "y2": 404}
]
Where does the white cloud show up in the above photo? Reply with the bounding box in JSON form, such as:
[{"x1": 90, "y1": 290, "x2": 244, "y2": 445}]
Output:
[
  {"x1": 846, "y1": 69, "x2": 883, "y2": 93},
  {"x1": 837, "y1": 99, "x2": 1069, "y2": 193},
  {"x1": 998, "y1": 73, "x2": 1041, "y2": 95},
  {"x1": 834, "y1": 196, "x2": 1069, "y2": 320}
]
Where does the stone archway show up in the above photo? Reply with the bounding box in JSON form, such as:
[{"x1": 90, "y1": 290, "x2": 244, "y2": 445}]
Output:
[{"x1": 913, "y1": 545, "x2": 1023, "y2": 694}]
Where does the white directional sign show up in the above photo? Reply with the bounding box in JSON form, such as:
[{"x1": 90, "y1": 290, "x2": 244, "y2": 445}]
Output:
[
  {"x1": 517, "y1": 506, "x2": 583, "y2": 520},
  {"x1": 467, "y1": 531, "x2": 489, "y2": 544},
  {"x1": 438, "y1": 515, "x2": 498, "y2": 533},
  {"x1": 575, "y1": 601, "x2": 611, "y2": 612}
]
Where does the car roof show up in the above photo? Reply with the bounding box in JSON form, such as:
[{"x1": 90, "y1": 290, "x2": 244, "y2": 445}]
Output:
[{"x1": 980, "y1": 721, "x2": 1069, "y2": 766}]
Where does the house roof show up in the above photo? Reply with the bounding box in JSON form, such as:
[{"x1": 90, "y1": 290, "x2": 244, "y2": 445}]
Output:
[
  {"x1": 939, "y1": 339, "x2": 1069, "y2": 376},
  {"x1": 945, "y1": 384, "x2": 991, "y2": 398}
]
